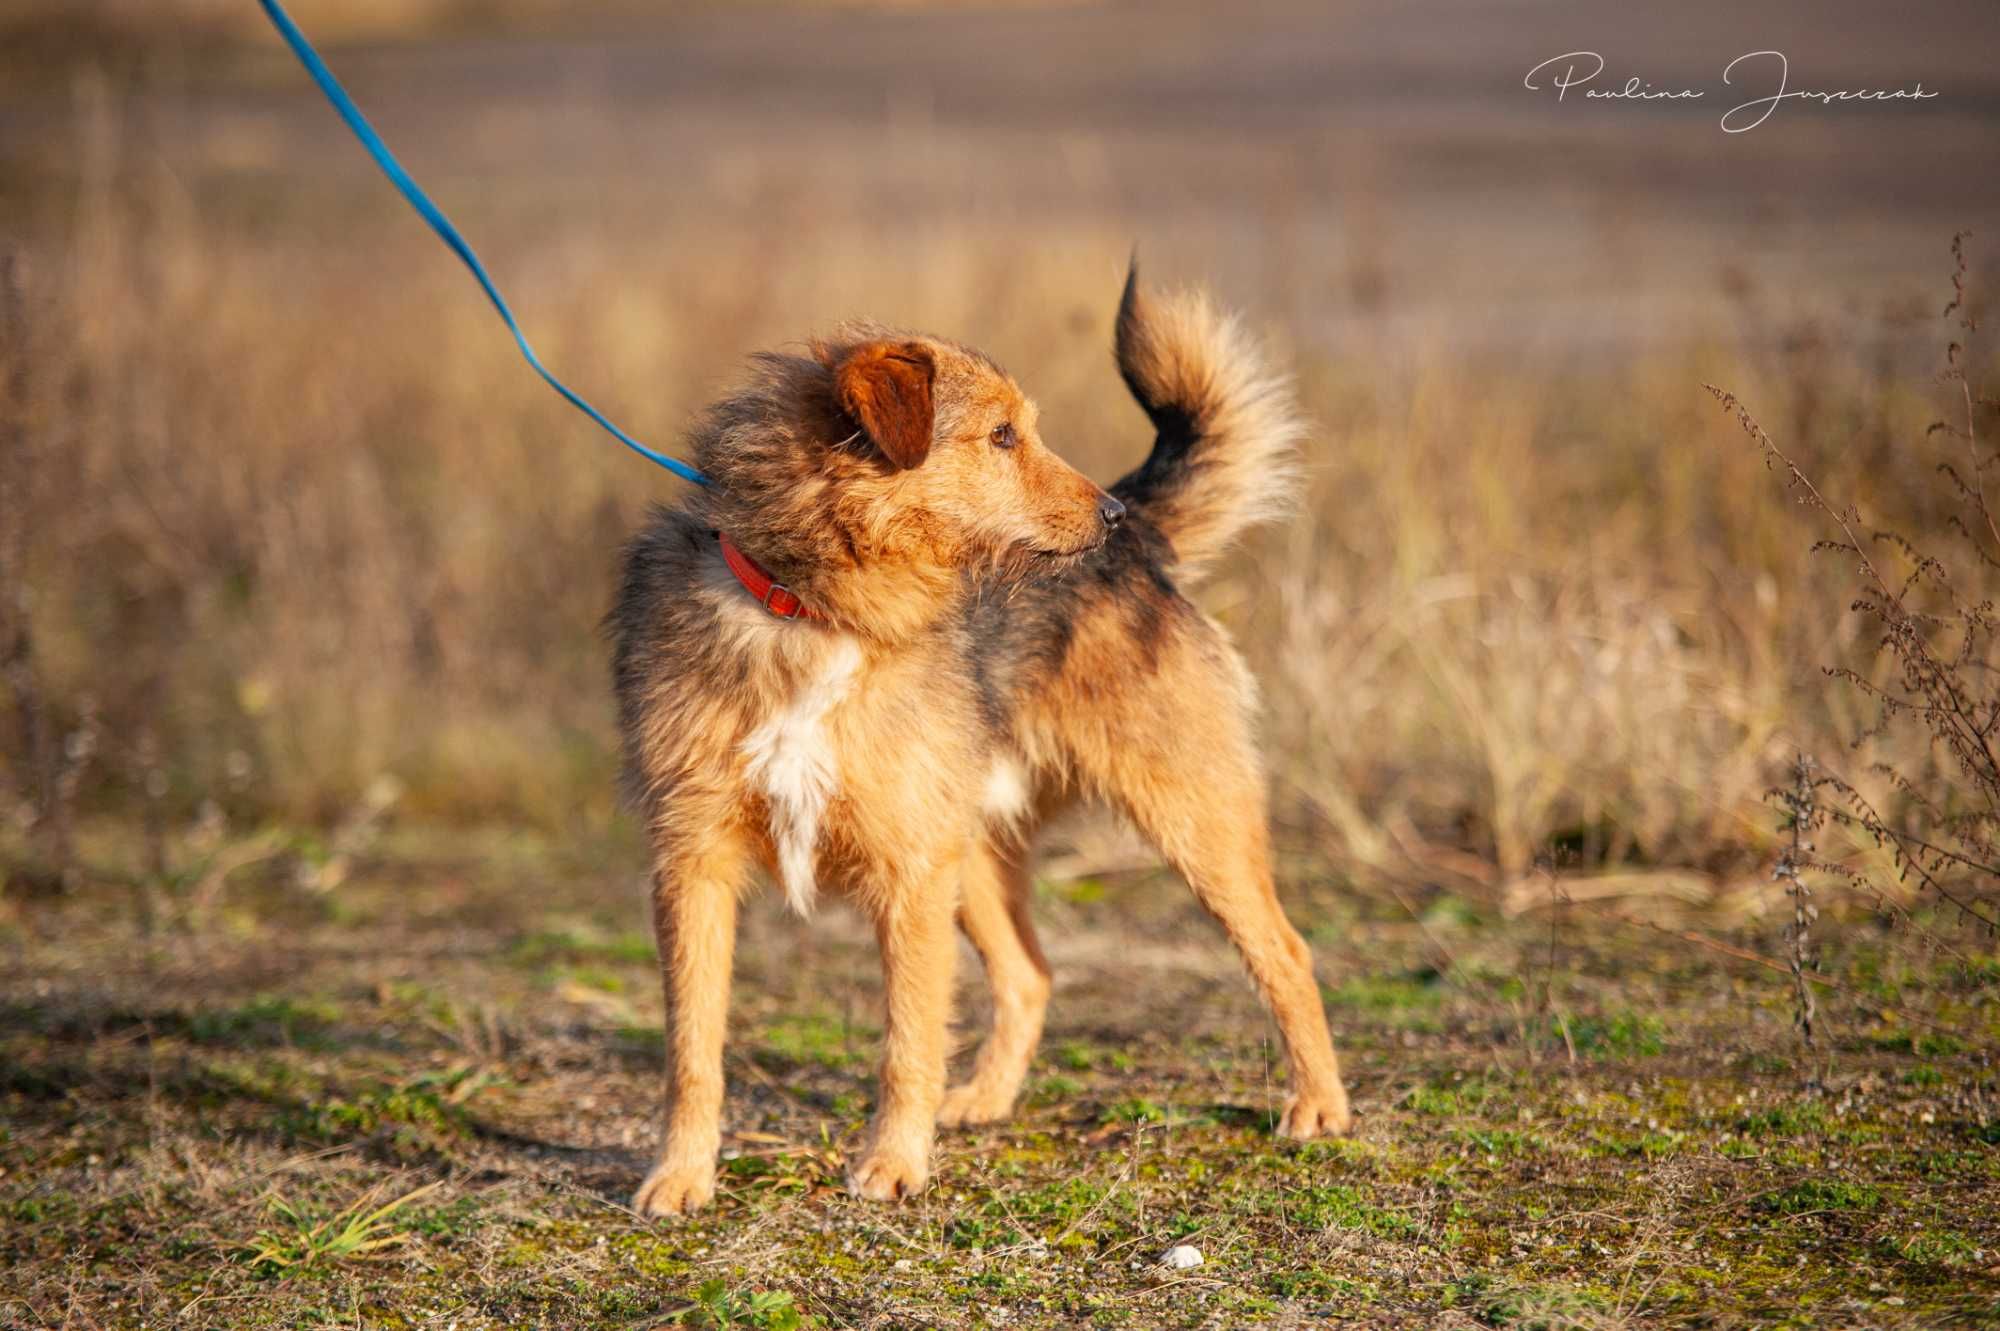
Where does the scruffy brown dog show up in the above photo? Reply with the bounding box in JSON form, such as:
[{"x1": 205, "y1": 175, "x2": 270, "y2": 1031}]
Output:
[{"x1": 610, "y1": 266, "x2": 1350, "y2": 1215}]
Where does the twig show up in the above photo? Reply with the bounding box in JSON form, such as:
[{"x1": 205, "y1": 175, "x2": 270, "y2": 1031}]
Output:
[{"x1": 1772, "y1": 754, "x2": 1819, "y2": 1047}]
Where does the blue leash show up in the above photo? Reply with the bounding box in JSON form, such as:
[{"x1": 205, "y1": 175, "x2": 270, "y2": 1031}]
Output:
[{"x1": 256, "y1": 0, "x2": 709, "y2": 486}]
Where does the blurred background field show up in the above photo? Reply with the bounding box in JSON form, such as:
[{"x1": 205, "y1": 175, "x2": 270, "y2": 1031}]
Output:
[
  {"x1": 4, "y1": 0, "x2": 1999, "y2": 898},
  {"x1": 4, "y1": 3, "x2": 2000, "y2": 1326}
]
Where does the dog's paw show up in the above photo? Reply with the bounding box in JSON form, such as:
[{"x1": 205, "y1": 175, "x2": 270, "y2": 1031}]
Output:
[
  {"x1": 1276, "y1": 1087, "x2": 1353, "y2": 1140},
  {"x1": 846, "y1": 1148, "x2": 930, "y2": 1202},
  {"x1": 937, "y1": 1082, "x2": 1017, "y2": 1128},
  {"x1": 632, "y1": 1160, "x2": 716, "y2": 1217}
]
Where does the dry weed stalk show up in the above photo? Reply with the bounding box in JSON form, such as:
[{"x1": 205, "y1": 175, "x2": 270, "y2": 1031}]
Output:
[
  {"x1": 1771, "y1": 754, "x2": 1819, "y2": 1046},
  {"x1": 1709, "y1": 232, "x2": 2000, "y2": 935}
]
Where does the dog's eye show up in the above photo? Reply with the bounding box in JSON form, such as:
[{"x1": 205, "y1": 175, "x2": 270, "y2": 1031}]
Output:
[{"x1": 989, "y1": 422, "x2": 1017, "y2": 450}]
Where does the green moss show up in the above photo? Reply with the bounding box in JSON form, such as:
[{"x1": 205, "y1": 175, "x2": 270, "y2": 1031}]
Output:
[
  {"x1": 554, "y1": 963, "x2": 627, "y2": 994},
  {"x1": 407, "y1": 1195, "x2": 483, "y2": 1238},
  {"x1": 1026, "y1": 1074, "x2": 1082, "y2": 1104},
  {"x1": 1889, "y1": 1230, "x2": 1982, "y2": 1267},
  {"x1": 1871, "y1": 1030, "x2": 1965, "y2": 1058},
  {"x1": 1443, "y1": 1275, "x2": 1612, "y2": 1329},
  {"x1": 1759, "y1": 1179, "x2": 1883, "y2": 1215},
  {"x1": 1943, "y1": 957, "x2": 2000, "y2": 990},
  {"x1": 1097, "y1": 1096, "x2": 1168, "y2": 1126},
  {"x1": 1000, "y1": 1176, "x2": 1132, "y2": 1244},
  {"x1": 283, "y1": 1072, "x2": 480, "y2": 1151},
  {"x1": 374, "y1": 980, "x2": 456, "y2": 1025},
  {"x1": 1911, "y1": 1148, "x2": 1996, "y2": 1182},
  {"x1": 1737, "y1": 1099, "x2": 1829, "y2": 1137},
  {"x1": 187, "y1": 995, "x2": 342, "y2": 1048},
  {"x1": 1055, "y1": 1041, "x2": 1095, "y2": 1071},
  {"x1": 9, "y1": 1191, "x2": 75, "y2": 1225},
  {"x1": 942, "y1": 1215, "x2": 1023, "y2": 1251},
  {"x1": 1281, "y1": 1183, "x2": 1418, "y2": 1239},
  {"x1": 1562, "y1": 1011, "x2": 1665, "y2": 1058},
  {"x1": 507, "y1": 928, "x2": 655, "y2": 967},
  {"x1": 1291, "y1": 1136, "x2": 1376, "y2": 1165},
  {"x1": 1587, "y1": 1128, "x2": 1684, "y2": 1158},
  {"x1": 757, "y1": 1012, "x2": 872, "y2": 1069},
  {"x1": 1325, "y1": 970, "x2": 1446, "y2": 1011},
  {"x1": 1407, "y1": 1079, "x2": 1492, "y2": 1116},
  {"x1": 1265, "y1": 1268, "x2": 1377, "y2": 1301},
  {"x1": 1453, "y1": 1127, "x2": 1542, "y2": 1157},
  {"x1": 1054, "y1": 1040, "x2": 1132, "y2": 1073},
  {"x1": 1042, "y1": 876, "x2": 1105, "y2": 905}
]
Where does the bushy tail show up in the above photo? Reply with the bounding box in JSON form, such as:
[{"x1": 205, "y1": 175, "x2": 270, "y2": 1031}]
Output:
[{"x1": 1110, "y1": 263, "x2": 1304, "y2": 583}]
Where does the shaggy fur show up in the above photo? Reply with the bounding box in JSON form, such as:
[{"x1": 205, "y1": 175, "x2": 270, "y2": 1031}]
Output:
[{"x1": 610, "y1": 265, "x2": 1349, "y2": 1215}]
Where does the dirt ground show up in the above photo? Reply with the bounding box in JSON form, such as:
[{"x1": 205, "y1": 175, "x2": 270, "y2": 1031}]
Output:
[
  {"x1": 3, "y1": 827, "x2": 1996, "y2": 1329},
  {"x1": 4, "y1": 2, "x2": 2000, "y2": 1327}
]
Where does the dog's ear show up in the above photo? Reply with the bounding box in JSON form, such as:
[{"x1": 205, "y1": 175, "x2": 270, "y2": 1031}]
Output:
[{"x1": 835, "y1": 341, "x2": 936, "y2": 469}]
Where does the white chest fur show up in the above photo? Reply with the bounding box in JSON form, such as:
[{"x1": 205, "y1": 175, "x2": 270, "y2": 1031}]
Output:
[
  {"x1": 741, "y1": 635, "x2": 863, "y2": 916},
  {"x1": 980, "y1": 753, "x2": 1032, "y2": 827}
]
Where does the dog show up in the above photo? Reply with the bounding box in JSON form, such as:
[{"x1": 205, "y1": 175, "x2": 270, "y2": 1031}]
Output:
[{"x1": 609, "y1": 265, "x2": 1351, "y2": 1215}]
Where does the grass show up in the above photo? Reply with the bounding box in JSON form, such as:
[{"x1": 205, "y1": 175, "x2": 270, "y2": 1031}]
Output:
[
  {"x1": 3, "y1": 833, "x2": 1997, "y2": 1328},
  {"x1": 241, "y1": 1180, "x2": 443, "y2": 1277}
]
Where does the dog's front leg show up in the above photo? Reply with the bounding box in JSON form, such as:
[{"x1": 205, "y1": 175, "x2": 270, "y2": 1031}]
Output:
[
  {"x1": 940, "y1": 837, "x2": 1050, "y2": 1127},
  {"x1": 848, "y1": 853, "x2": 961, "y2": 1201},
  {"x1": 633, "y1": 831, "x2": 746, "y2": 1217}
]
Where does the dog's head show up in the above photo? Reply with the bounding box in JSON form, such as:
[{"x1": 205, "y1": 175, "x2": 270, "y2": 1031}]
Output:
[{"x1": 829, "y1": 334, "x2": 1122, "y2": 572}]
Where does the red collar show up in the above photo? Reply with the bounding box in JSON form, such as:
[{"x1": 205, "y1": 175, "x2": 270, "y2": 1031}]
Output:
[{"x1": 719, "y1": 532, "x2": 823, "y2": 622}]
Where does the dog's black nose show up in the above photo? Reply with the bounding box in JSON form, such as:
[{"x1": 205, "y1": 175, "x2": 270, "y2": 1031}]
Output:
[{"x1": 1098, "y1": 495, "x2": 1126, "y2": 528}]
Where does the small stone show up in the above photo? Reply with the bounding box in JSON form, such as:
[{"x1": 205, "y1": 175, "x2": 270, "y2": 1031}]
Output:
[{"x1": 1160, "y1": 1244, "x2": 1203, "y2": 1270}]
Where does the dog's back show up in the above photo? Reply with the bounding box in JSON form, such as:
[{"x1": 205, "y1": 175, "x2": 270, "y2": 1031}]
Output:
[{"x1": 961, "y1": 267, "x2": 1306, "y2": 797}]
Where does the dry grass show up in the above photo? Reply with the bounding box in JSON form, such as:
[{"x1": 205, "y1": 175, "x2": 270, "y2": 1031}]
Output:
[{"x1": 4, "y1": 70, "x2": 1988, "y2": 906}]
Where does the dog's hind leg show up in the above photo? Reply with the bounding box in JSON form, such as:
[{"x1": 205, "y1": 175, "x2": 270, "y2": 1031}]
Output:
[
  {"x1": 940, "y1": 838, "x2": 1050, "y2": 1127},
  {"x1": 1053, "y1": 629, "x2": 1351, "y2": 1139},
  {"x1": 633, "y1": 823, "x2": 750, "y2": 1217},
  {"x1": 1120, "y1": 754, "x2": 1349, "y2": 1136}
]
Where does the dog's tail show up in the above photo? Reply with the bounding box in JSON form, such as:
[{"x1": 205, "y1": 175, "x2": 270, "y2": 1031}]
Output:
[{"x1": 1110, "y1": 263, "x2": 1304, "y2": 585}]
